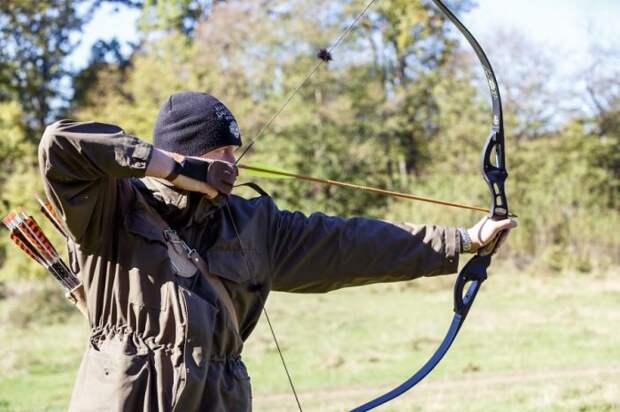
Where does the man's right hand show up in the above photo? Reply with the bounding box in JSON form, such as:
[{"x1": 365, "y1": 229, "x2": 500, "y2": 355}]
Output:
[
  {"x1": 171, "y1": 157, "x2": 237, "y2": 195},
  {"x1": 146, "y1": 149, "x2": 219, "y2": 198}
]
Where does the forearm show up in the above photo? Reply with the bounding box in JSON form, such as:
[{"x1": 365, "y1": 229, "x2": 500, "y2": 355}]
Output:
[{"x1": 145, "y1": 147, "x2": 178, "y2": 179}]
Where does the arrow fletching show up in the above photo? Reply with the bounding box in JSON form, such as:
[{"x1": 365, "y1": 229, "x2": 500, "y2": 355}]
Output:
[
  {"x1": 37, "y1": 196, "x2": 69, "y2": 238},
  {"x1": 2, "y1": 210, "x2": 79, "y2": 291},
  {"x1": 238, "y1": 162, "x2": 294, "y2": 180}
]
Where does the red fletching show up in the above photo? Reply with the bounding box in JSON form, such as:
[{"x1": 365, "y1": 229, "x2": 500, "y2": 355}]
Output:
[
  {"x1": 9, "y1": 231, "x2": 44, "y2": 264},
  {"x1": 3, "y1": 211, "x2": 48, "y2": 265},
  {"x1": 3, "y1": 209, "x2": 80, "y2": 291},
  {"x1": 13, "y1": 216, "x2": 56, "y2": 262},
  {"x1": 23, "y1": 214, "x2": 59, "y2": 257},
  {"x1": 37, "y1": 196, "x2": 69, "y2": 238}
]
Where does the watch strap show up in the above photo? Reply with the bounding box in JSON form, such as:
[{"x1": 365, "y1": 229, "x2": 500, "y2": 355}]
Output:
[{"x1": 457, "y1": 227, "x2": 472, "y2": 253}]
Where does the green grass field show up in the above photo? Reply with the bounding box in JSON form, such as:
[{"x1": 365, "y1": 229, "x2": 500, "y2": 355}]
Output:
[{"x1": 1, "y1": 267, "x2": 618, "y2": 411}]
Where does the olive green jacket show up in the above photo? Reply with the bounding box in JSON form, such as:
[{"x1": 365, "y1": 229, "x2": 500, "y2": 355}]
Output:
[{"x1": 38, "y1": 119, "x2": 460, "y2": 412}]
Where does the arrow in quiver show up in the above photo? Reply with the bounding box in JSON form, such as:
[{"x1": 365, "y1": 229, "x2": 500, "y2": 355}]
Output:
[
  {"x1": 2, "y1": 211, "x2": 80, "y2": 291},
  {"x1": 37, "y1": 196, "x2": 71, "y2": 239}
]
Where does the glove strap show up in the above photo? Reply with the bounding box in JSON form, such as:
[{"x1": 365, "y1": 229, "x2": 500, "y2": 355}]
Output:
[{"x1": 164, "y1": 160, "x2": 183, "y2": 182}]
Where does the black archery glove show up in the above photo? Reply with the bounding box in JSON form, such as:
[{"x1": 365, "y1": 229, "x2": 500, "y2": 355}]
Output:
[{"x1": 168, "y1": 157, "x2": 238, "y2": 195}]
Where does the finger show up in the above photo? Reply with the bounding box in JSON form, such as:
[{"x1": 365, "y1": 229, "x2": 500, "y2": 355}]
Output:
[
  {"x1": 223, "y1": 173, "x2": 236, "y2": 184},
  {"x1": 494, "y1": 218, "x2": 517, "y2": 231},
  {"x1": 220, "y1": 181, "x2": 233, "y2": 195},
  {"x1": 478, "y1": 234, "x2": 500, "y2": 256},
  {"x1": 495, "y1": 228, "x2": 511, "y2": 250},
  {"x1": 475, "y1": 216, "x2": 490, "y2": 243},
  {"x1": 202, "y1": 184, "x2": 219, "y2": 198}
]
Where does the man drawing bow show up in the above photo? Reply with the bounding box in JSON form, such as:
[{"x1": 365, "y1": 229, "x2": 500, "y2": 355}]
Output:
[{"x1": 38, "y1": 91, "x2": 515, "y2": 411}]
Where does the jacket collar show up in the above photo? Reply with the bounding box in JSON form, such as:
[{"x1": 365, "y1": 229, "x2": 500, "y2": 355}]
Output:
[{"x1": 134, "y1": 177, "x2": 223, "y2": 228}]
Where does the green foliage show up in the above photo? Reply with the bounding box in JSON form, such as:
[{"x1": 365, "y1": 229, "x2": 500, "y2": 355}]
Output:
[
  {"x1": 55, "y1": 0, "x2": 620, "y2": 271},
  {"x1": 0, "y1": 101, "x2": 67, "y2": 282},
  {"x1": 0, "y1": 1, "x2": 86, "y2": 135},
  {"x1": 139, "y1": 0, "x2": 212, "y2": 35},
  {"x1": 0, "y1": 163, "x2": 65, "y2": 282},
  {"x1": 74, "y1": 33, "x2": 202, "y2": 139},
  {"x1": 0, "y1": 0, "x2": 618, "y2": 282},
  {"x1": 0, "y1": 101, "x2": 32, "y2": 178},
  {"x1": 508, "y1": 122, "x2": 619, "y2": 271},
  {"x1": 0, "y1": 279, "x2": 76, "y2": 329},
  {"x1": 386, "y1": 66, "x2": 620, "y2": 272},
  {"x1": 0, "y1": 102, "x2": 40, "y2": 281}
]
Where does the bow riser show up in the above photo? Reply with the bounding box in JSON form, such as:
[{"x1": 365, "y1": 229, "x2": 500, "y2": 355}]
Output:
[{"x1": 481, "y1": 131, "x2": 509, "y2": 218}]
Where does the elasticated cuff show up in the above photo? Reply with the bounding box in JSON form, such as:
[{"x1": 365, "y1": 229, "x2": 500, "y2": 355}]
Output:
[
  {"x1": 442, "y1": 227, "x2": 460, "y2": 273},
  {"x1": 120, "y1": 138, "x2": 154, "y2": 177}
]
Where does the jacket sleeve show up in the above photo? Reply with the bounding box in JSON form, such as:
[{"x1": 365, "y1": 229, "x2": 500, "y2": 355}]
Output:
[
  {"x1": 268, "y1": 203, "x2": 460, "y2": 293},
  {"x1": 38, "y1": 119, "x2": 153, "y2": 245}
]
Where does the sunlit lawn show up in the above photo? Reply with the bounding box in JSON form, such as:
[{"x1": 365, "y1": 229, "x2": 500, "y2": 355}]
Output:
[{"x1": 1, "y1": 267, "x2": 618, "y2": 411}]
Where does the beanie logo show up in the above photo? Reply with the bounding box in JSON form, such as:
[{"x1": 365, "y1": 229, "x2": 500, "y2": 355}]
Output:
[
  {"x1": 229, "y1": 121, "x2": 240, "y2": 141},
  {"x1": 214, "y1": 103, "x2": 240, "y2": 143},
  {"x1": 214, "y1": 103, "x2": 234, "y2": 121}
]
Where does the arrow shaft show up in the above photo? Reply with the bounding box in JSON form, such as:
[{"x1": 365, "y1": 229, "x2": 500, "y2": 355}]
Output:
[{"x1": 239, "y1": 164, "x2": 493, "y2": 214}]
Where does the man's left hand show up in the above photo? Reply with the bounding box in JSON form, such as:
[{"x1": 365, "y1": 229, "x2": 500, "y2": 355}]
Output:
[{"x1": 466, "y1": 216, "x2": 517, "y2": 254}]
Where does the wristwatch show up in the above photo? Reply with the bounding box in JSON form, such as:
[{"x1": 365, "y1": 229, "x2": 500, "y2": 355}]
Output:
[{"x1": 457, "y1": 227, "x2": 473, "y2": 253}]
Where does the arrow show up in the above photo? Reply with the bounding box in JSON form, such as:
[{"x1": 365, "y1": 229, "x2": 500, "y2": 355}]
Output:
[{"x1": 239, "y1": 164, "x2": 517, "y2": 216}]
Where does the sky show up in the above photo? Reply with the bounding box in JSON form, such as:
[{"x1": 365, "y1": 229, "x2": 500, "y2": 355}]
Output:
[
  {"x1": 470, "y1": 0, "x2": 619, "y2": 49},
  {"x1": 70, "y1": 0, "x2": 620, "y2": 78},
  {"x1": 468, "y1": 0, "x2": 619, "y2": 77},
  {"x1": 68, "y1": 2, "x2": 141, "y2": 69}
]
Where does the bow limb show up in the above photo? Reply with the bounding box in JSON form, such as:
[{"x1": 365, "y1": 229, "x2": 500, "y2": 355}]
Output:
[
  {"x1": 350, "y1": 0, "x2": 509, "y2": 409},
  {"x1": 226, "y1": 1, "x2": 383, "y2": 411}
]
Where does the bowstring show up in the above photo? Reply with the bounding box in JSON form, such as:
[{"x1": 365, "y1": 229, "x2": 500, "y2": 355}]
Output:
[
  {"x1": 229, "y1": 1, "x2": 380, "y2": 410},
  {"x1": 235, "y1": 0, "x2": 379, "y2": 165},
  {"x1": 224, "y1": 200, "x2": 303, "y2": 411}
]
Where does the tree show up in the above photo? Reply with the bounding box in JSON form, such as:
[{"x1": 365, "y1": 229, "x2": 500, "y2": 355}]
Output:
[
  {"x1": 0, "y1": 0, "x2": 139, "y2": 138},
  {"x1": 139, "y1": 0, "x2": 219, "y2": 35}
]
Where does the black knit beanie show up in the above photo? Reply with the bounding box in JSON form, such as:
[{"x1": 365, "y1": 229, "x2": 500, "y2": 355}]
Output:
[{"x1": 153, "y1": 91, "x2": 242, "y2": 156}]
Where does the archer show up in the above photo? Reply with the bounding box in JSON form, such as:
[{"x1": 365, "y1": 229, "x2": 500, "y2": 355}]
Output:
[{"x1": 39, "y1": 90, "x2": 515, "y2": 411}]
